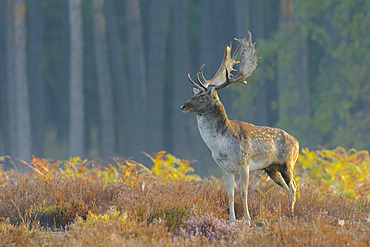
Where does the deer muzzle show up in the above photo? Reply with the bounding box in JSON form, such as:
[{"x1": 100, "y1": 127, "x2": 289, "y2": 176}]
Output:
[
  {"x1": 180, "y1": 102, "x2": 193, "y2": 112},
  {"x1": 180, "y1": 103, "x2": 187, "y2": 111}
]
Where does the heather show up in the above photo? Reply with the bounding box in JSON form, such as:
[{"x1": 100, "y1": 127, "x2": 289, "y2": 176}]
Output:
[{"x1": 0, "y1": 148, "x2": 369, "y2": 246}]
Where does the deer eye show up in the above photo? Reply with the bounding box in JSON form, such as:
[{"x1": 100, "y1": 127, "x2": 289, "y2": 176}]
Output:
[{"x1": 200, "y1": 95, "x2": 206, "y2": 102}]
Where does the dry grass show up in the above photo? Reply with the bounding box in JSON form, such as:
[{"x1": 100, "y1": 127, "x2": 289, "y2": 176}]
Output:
[{"x1": 0, "y1": 163, "x2": 368, "y2": 246}]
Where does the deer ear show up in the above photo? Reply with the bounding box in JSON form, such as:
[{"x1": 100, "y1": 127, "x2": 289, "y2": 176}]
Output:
[{"x1": 193, "y1": 88, "x2": 201, "y2": 95}]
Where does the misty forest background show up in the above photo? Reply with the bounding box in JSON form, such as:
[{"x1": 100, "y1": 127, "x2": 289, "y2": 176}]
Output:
[{"x1": 0, "y1": 0, "x2": 369, "y2": 175}]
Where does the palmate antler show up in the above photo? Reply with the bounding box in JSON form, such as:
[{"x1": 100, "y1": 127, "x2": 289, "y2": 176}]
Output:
[{"x1": 188, "y1": 31, "x2": 259, "y2": 91}]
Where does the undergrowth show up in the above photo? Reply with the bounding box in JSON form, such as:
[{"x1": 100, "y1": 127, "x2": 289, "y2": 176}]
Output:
[{"x1": 0, "y1": 148, "x2": 368, "y2": 246}]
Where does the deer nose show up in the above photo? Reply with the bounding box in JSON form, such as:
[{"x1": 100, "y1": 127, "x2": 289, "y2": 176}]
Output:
[{"x1": 180, "y1": 104, "x2": 186, "y2": 111}]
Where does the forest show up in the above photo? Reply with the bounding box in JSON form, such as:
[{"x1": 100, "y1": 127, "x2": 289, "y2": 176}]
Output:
[{"x1": 0, "y1": 0, "x2": 369, "y2": 175}]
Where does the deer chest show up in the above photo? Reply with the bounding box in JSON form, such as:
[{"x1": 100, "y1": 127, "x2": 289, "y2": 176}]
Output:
[{"x1": 197, "y1": 118, "x2": 242, "y2": 172}]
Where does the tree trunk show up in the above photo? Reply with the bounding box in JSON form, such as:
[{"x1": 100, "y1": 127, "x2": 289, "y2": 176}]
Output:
[
  {"x1": 170, "y1": 0, "x2": 191, "y2": 157},
  {"x1": 125, "y1": 0, "x2": 147, "y2": 159},
  {"x1": 199, "y1": 0, "x2": 219, "y2": 76},
  {"x1": 234, "y1": 0, "x2": 250, "y2": 39},
  {"x1": 262, "y1": 0, "x2": 280, "y2": 126},
  {"x1": 291, "y1": 33, "x2": 311, "y2": 146},
  {"x1": 105, "y1": 0, "x2": 133, "y2": 156},
  {"x1": 233, "y1": 0, "x2": 254, "y2": 124},
  {"x1": 0, "y1": 0, "x2": 9, "y2": 155},
  {"x1": 277, "y1": 0, "x2": 311, "y2": 147},
  {"x1": 29, "y1": 0, "x2": 45, "y2": 157},
  {"x1": 5, "y1": 0, "x2": 16, "y2": 158},
  {"x1": 291, "y1": 0, "x2": 311, "y2": 146},
  {"x1": 147, "y1": 0, "x2": 170, "y2": 154},
  {"x1": 195, "y1": 0, "x2": 222, "y2": 174},
  {"x1": 92, "y1": 0, "x2": 115, "y2": 159},
  {"x1": 13, "y1": 0, "x2": 32, "y2": 163},
  {"x1": 250, "y1": 0, "x2": 267, "y2": 125},
  {"x1": 277, "y1": 0, "x2": 291, "y2": 121},
  {"x1": 68, "y1": 0, "x2": 84, "y2": 158}
]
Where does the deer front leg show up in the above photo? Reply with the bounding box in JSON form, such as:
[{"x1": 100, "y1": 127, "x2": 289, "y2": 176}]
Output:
[
  {"x1": 223, "y1": 171, "x2": 236, "y2": 222},
  {"x1": 240, "y1": 165, "x2": 251, "y2": 225}
]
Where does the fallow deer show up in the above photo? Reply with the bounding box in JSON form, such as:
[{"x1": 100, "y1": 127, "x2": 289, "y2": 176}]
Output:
[{"x1": 180, "y1": 32, "x2": 299, "y2": 224}]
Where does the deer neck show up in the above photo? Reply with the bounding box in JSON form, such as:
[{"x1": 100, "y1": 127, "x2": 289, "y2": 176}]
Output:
[{"x1": 196, "y1": 99, "x2": 230, "y2": 144}]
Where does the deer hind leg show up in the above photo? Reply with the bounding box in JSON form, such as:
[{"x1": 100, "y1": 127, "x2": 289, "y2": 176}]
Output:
[
  {"x1": 264, "y1": 164, "x2": 290, "y2": 192},
  {"x1": 279, "y1": 162, "x2": 296, "y2": 214}
]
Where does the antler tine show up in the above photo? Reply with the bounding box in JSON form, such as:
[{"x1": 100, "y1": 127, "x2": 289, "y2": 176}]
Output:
[
  {"x1": 215, "y1": 31, "x2": 258, "y2": 90},
  {"x1": 196, "y1": 65, "x2": 207, "y2": 90},
  {"x1": 197, "y1": 68, "x2": 208, "y2": 90},
  {"x1": 199, "y1": 64, "x2": 208, "y2": 87},
  {"x1": 188, "y1": 73, "x2": 202, "y2": 90},
  {"x1": 232, "y1": 44, "x2": 241, "y2": 62},
  {"x1": 200, "y1": 40, "x2": 243, "y2": 89}
]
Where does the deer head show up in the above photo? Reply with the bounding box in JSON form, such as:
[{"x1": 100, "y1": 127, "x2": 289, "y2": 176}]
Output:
[
  {"x1": 180, "y1": 87, "x2": 218, "y2": 115},
  {"x1": 181, "y1": 32, "x2": 259, "y2": 115}
]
